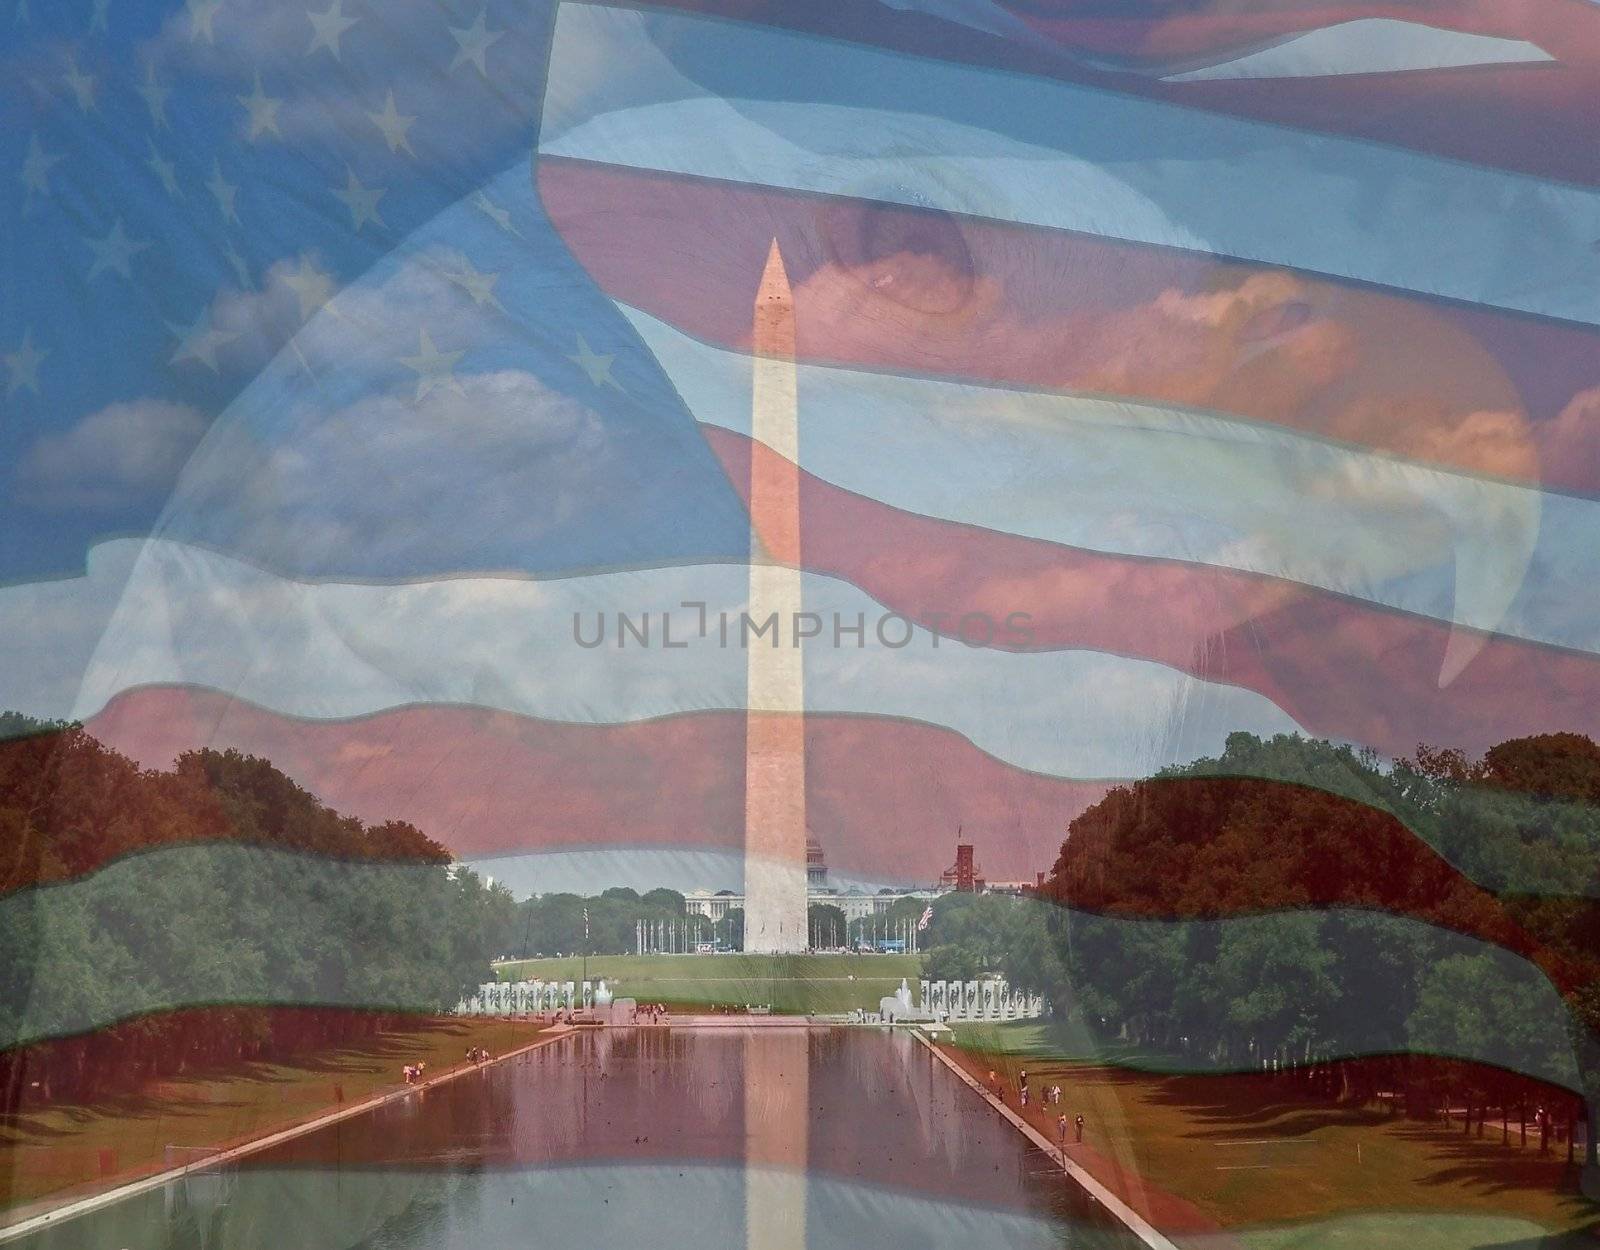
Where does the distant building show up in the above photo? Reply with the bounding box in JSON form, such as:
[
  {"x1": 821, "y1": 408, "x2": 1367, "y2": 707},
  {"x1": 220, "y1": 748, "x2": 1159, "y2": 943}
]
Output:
[
  {"x1": 685, "y1": 837, "x2": 1028, "y2": 934},
  {"x1": 806, "y1": 836, "x2": 827, "y2": 887},
  {"x1": 940, "y1": 843, "x2": 984, "y2": 893}
]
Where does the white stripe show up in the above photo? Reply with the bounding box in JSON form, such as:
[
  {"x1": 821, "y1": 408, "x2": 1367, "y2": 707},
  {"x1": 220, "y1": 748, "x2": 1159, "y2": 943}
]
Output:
[
  {"x1": 62, "y1": 538, "x2": 1299, "y2": 782},
  {"x1": 618, "y1": 303, "x2": 1585, "y2": 655},
  {"x1": 539, "y1": 3, "x2": 1600, "y2": 326},
  {"x1": 877, "y1": 4, "x2": 1555, "y2": 80},
  {"x1": 1158, "y1": 19, "x2": 1554, "y2": 81}
]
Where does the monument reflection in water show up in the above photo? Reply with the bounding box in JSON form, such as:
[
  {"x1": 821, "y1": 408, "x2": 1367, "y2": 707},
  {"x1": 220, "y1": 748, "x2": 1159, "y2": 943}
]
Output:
[{"x1": 7, "y1": 1028, "x2": 1128, "y2": 1250}]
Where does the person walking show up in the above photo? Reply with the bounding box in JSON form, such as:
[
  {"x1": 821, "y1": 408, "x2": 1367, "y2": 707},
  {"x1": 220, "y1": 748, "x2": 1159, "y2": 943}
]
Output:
[
  {"x1": 1057, "y1": 1114, "x2": 1069, "y2": 1162},
  {"x1": 1075, "y1": 1114, "x2": 1085, "y2": 1143}
]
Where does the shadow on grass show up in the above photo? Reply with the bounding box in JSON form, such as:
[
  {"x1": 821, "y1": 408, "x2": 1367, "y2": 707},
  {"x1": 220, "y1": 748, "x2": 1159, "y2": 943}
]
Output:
[
  {"x1": 951, "y1": 1019, "x2": 1600, "y2": 1238},
  {"x1": 1, "y1": 1017, "x2": 476, "y2": 1142}
]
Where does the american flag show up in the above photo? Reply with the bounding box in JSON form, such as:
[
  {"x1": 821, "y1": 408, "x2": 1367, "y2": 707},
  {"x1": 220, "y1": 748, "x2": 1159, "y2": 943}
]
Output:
[
  {"x1": 4, "y1": 0, "x2": 1600, "y2": 1242},
  {"x1": 917, "y1": 906, "x2": 933, "y2": 932}
]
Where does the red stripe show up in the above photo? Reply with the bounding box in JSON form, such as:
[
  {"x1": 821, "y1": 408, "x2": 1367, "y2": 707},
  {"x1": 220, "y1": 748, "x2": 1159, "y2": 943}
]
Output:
[
  {"x1": 83, "y1": 688, "x2": 1101, "y2": 883},
  {"x1": 538, "y1": 161, "x2": 1600, "y2": 495}
]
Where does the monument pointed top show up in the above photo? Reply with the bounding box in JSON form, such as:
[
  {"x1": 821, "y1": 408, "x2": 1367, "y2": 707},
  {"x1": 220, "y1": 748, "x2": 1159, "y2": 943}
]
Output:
[{"x1": 757, "y1": 237, "x2": 792, "y2": 306}]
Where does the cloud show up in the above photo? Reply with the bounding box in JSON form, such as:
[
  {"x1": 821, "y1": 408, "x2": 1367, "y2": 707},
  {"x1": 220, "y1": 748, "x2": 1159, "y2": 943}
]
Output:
[
  {"x1": 1539, "y1": 386, "x2": 1600, "y2": 493},
  {"x1": 140, "y1": 0, "x2": 546, "y2": 154},
  {"x1": 166, "y1": 367, "x2": 611, "y2": 573},
  {"x1": 16, "y1": 399, "x2": 209, "y2": 511},
  {"x1": 790, "y1": 255, "x2": 1537, "y2": 483},
  {"x1": 148, "y1": 241, "x2": 618, "y2": 573}
]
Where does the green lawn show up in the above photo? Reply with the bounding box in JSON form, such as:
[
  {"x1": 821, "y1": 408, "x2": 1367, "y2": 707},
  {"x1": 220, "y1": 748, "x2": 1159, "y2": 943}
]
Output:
[
  {"x1": 493, "y1": 952, "x2": 924, "y2": 1014},
  {"x1": 947, "y1": 1020, "x2": 1600, "y2": 1250},
  {"x1": 0, "y1": 1017, "x2": 544, "y2": 1216}
]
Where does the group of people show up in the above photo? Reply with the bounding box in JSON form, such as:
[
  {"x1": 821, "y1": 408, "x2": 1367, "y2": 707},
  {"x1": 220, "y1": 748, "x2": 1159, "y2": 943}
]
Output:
[
  {"x1": 466, "y1": 1046, "x2": 491, "y2": 1064},
  {"x1": 989, "y1": 1067, "x2": 1084, "y2": 1150},
  {"x1": 630, "y1": 1003, "x2": 669, "y2": 1024},
  {"x1": 1015, "y1": 1068, "x2": 1066, "y2": 1110},
  {"x1": 401, "y1": 1061, "x2": 428, "y2": 1085}
]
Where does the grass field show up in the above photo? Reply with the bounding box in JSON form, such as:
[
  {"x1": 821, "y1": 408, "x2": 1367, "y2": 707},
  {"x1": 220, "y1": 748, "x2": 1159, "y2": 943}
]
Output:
[
  {"x1": 493, "y1": 952, "x2": 924, "y2": 1014},
  {"x1": 0, "y1": 1016, "x2": 544, "y2": 1215},
  {"x1": 948, "y1": 1020, "x2": 1600, "y2": 1249}
]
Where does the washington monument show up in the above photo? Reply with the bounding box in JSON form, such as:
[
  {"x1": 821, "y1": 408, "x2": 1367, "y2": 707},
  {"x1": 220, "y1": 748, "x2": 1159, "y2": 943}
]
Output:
[{"x1": 743, "y1": 240, "x2": 808, "y2": 956}]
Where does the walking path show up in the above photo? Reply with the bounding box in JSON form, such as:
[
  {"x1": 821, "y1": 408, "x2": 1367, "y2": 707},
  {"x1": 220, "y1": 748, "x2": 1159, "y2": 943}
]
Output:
[
  {"x1": 0, "y1": 1026, "x2": 575, "y2": 1245},
  {"x1": 912, "y1": 1031, "x2": 1180, "y2": 1250}
]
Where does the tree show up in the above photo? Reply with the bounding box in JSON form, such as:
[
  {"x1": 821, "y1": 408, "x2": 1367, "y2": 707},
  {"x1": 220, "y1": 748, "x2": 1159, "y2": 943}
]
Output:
[
  {"x1": 641, "y1": 887, "x2": 686, "y2": 913},
  {"x1": 807, "y1": 903, "x2": 846, "y2": 949}
]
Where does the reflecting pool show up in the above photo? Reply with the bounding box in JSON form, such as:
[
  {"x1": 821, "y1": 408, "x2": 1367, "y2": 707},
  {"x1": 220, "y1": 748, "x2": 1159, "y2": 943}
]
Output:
[{"x1": 6, "y1": 1028, "x2": 1130, "y2": 1249}]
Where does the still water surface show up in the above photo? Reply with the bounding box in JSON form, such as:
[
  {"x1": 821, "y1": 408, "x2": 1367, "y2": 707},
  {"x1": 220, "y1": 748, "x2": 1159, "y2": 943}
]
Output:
[{"x1": 9, "y1": 1028, "x2": 1126, "y2": 1249}]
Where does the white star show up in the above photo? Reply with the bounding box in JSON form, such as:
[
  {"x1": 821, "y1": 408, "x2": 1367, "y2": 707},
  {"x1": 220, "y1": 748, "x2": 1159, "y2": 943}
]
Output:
[
  {"x1": 449, "y1": 9, "x2": 502, "y2": 76},
  {"x1": 306, "y1": 0, "x2": 356, "y2": 58},
  {"x1": 90, "y1": 0, "x2": 110, "y2": 34},
  {"x1": 238, "y1": 71, "x2": 282, "y2": 141},
  {"x1": 446, "y1": 257, "x2": 502, "y2": 311},
  {"x1": 16, "y1": 0, "x2": 30, "y2": 24},
  {"x1": 367, "y1": 91, "x2": 416, "y2": 157},
  {"x1": 20, "y1": 133, "x2": 63, "y2": 200},
  {"x1": 62, "y1": 53, "x2": 97, "y2": 112},
  {"x1": 281, "y1": 255, "x2": 334, "y2": 321},
  {"x1": 333, "y1": 168, "x2": 384, "y2": 231},
  {"x1": 568, "y1": 334, "x2": 621, "y2": 390},
  {"x1": 146, "y1": 138, "x2": 180, "y2": 198},
  {"x1": 398, "y1": 327, "x2": 464, "y2": 401},
  {"x1": 85, "y1": 217, "x2": 152, "y2": 280},
  {"x1": 470, "y1": 190, "x2": 521, "y2": 239},
  {"x1": 206, "y1": 159, "x2": 239, "y2": 223},
  {"x1": 167, "y1": 305, "x2": 237, "y2": 372},
  {"x1": 137, "y1": 66, "x2": 170, "y2": 127},
  {"x1": 3, "y1": 329, "x2": 46, "y2": 397},
  {"x1": 187, "y1": 0, "x2": 221, "y2": 43}
]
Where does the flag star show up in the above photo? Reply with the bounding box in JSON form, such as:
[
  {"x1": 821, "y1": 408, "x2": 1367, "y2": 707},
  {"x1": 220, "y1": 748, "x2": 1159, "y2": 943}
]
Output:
[
  {"x1": 367, "y1": 91, "x2": 416, "y2": 157},
  {"x1": 568, "y1": 334, "x2": 621, "y2": 390},
  {"x1": 333, "y1": 168, "x2": 384, "y2": 231},
  {"x1": 62, "y1": 53, "x2": 97, "y2": 112},
  {"x1": 187, "y1": 0, "x2": 221, "y2": 43},
  {"x1": 206, "y1": 159, "x2": 239, "y2": 223},
  {"x1": 398, "y1": 327, "x2": 464, "y2": 401},
  {"x1": 90, "y1": 0, "x2": 110, "y2": 34},
  {"x1": 146, "y1": 138, "x2": 180, "y2": 197},
  {"x1": 471, "y1": 191, "x2": 521, "y2": 238},
  {"x1": 306, "y1": 0, "x2": 356, "y2": 58},
  {"x1": 3, "y1": 329, "x2": 46, "y2": 397},
  {"x1": 446, "y1": 257, "x2": 502, "y2": 311},
  {"x1": 238, "y1": 72, "x2": 282, "y2": 141},
  {"x1": 137, "y1": 66, "x2": 171, "y2": 127},
  {"x1": 167, "y1": 305, "x2": 237, "y2": 371},
  {"x1": 448, "y1": 9, "x2": 502, "y2": 75},
  {"x1": 282, "y1": 255, "x2": 334, "y2": 321},
  {"x1": 20, "y1": 133, "x2": 64, "y2": 200},
  {"x1": 85, "y1": 217, "x2": 152, "y2": 280}
]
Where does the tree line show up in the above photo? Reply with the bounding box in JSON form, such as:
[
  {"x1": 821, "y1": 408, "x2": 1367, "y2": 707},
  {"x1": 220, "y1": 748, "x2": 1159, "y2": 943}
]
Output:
[
  {"x1": 0, "y1": 715, "x2": 515, "y2": 1110},
  {"x1": 919, "y1": 731, "x2": 1600, "y2": 1174}
]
